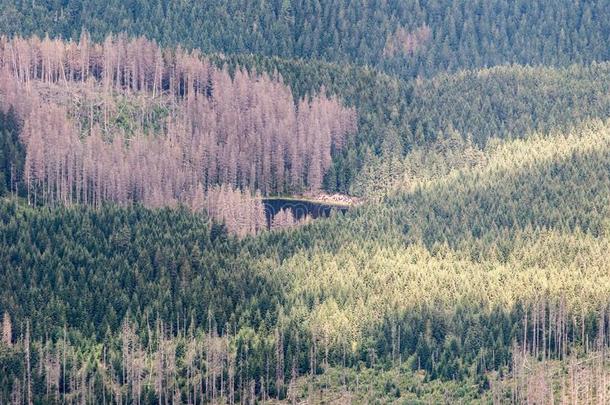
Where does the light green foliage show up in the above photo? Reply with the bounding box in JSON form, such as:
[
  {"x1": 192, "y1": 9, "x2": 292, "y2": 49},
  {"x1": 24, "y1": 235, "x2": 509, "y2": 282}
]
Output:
[
  {"x1": 3, "y1": 120, "x2": 610, "y2": 401},
  {"x1": 2, "y1": 1, "x2": 610, "y2": 401}
]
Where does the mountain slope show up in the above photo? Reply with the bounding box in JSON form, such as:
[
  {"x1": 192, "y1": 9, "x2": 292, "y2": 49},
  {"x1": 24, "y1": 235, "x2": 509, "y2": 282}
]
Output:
[
  {"x1": 2, "y1": 119, "x2": 610, "y2": 402},
  {"x1": 2, "y1": 0, "x2": 609, "y2": 78}
]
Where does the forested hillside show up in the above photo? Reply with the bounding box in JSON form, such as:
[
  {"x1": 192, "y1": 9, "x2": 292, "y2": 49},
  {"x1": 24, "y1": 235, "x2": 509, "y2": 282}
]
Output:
[
  {"x1": 2, "y1": 0, "x2": 609, "y2": 78},
  {"x1": 0, "y1": 35, "x2": 360, "y2": 235},
  {"x1": 2, "y1": 120, "x2": 610, "y2": 402},
  {"x1": 2, "y1": 1, "x2": 610, "y2": 403},
  {"x1": 4, "y1": 34, "x2": 610, "y2": 200}
]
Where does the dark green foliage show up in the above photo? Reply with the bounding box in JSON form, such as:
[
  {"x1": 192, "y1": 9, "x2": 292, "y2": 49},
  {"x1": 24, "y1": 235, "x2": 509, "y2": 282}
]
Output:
[
  {"x1": 0, "y1": 108, "x2": 23, "y2": 196},
  {"x1": 1, "y1": 0, "x2": 610, "y2": 401},
  {"x1": 2, "y1": 0, "x2": 609, "y2": 78},
  {"x1": 406, "y1": 63, "x2": 610, "y2": 146},
  {"x1": 1, "y1": 119, "x2": 610, "y2": 400},
  {"x1": 0, "y1": 202, "x2": 284, "y2": 340}
]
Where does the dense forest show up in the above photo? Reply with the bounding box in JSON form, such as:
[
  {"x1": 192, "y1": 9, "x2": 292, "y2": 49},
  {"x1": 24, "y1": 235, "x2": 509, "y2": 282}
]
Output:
[
  {"x1": 2, "y1": 120, "x2": 610, "y2": 403},
  {"x1": 0, "y1": 35, "x2": 357, "y2": 234},
  {"x1": 1, "y1": 0, "x2": 609, "y2": 78},
  {"x1": 2, "y1": 1, "x2": 610, "y2": 403}
]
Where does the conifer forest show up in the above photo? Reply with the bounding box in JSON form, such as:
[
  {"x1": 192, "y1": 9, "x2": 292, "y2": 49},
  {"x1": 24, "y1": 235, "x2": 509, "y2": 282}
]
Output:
[{"x1": 1, "y1": 1, "x2": 610, "y2": 403}]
